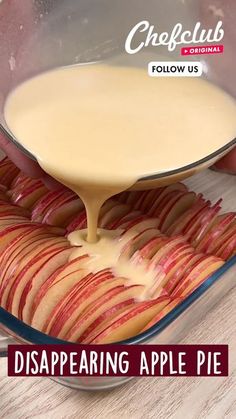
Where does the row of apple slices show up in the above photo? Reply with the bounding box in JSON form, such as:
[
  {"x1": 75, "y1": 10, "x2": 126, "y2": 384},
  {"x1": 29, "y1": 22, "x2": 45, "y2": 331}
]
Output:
[
  {"x1": 0, "y1": 198, "x2": 224, "y2": 343},
  {"x1": 1, "y1": 157, "x2": 235, "y2": 258}
]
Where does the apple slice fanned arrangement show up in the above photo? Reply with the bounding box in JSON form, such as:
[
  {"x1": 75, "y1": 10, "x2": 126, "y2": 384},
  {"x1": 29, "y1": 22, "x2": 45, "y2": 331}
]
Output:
[{"x1": 0, "y1": 157, "x2": 235, "y2": 344}]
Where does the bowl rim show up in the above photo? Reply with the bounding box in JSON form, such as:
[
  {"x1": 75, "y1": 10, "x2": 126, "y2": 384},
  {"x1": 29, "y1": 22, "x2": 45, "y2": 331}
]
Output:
[
  {"x1": 0, "y1": 121, "x2": 235, "y2": 181},
  {"x1": 139, "y1": 138, "x2": 236, "y2": 181}
]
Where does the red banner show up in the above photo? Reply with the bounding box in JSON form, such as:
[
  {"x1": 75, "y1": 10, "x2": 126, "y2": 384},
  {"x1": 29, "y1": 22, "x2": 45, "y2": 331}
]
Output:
[
  {"x1": 8, "y1": 345, "x2": 228, "y2": 377},
  {"x1": 181, "y1": 45, "x2": 224, "y2": 56}
]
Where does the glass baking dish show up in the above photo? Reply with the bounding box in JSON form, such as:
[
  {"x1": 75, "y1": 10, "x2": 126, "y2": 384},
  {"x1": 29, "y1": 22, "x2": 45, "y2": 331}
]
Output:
[
  {"x1": 0, "y1": 0, "x2": 236, "y2": 391},
  {"x1": 0, "y1": 255, "x2": 235, "y2": 390}
]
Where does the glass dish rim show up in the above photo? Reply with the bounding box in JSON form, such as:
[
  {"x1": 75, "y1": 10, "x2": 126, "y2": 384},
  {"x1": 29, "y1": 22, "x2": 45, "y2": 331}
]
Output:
[{"x1": 0, "y1": 255, "x2": 235, "y2": 347}]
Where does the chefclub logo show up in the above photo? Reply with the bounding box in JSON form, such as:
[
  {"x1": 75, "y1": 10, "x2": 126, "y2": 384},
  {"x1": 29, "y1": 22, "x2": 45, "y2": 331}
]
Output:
[{"x1": 125, "y1": 20, "x2": 224, "y2": 55}]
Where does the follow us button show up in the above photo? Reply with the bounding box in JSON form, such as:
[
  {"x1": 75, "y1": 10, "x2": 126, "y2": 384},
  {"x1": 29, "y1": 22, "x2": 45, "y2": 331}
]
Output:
[{"x1": 148, "y1": 62, "x2": 203, "y2": 77}]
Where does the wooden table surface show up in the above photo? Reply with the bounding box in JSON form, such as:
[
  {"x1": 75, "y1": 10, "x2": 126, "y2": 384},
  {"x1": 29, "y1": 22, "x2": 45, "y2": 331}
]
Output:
[{"x1": 0, "y1": 169, "x2": 235, "y2": 419}]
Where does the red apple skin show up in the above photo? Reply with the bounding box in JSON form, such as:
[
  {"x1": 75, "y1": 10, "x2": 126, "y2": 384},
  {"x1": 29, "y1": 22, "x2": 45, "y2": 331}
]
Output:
[
  {"x1": 65, "y1": 284, "x2": 144, "y2": 342},
  {"x1": 0, "y1": 204, "x2": 30, "y2": 218},
  {"x1": 19, "y1": 246, "x2": 73, "y2": 322},
  {"x1": 88, "y1": 297, "x2": 171, "y2": 344},
  {"x1": 31, "y1": 190, "x2": 68, "y2": 222},
  {"x1": 142, "y1": 298, "x2": 182, "y2": 331},
  {"x1": 215, "y1": 236, "x2": 236, "y2": 260},
  {"x1": 31, "y1": 254, "x2": 90, "y2": 317},
  {"x1": 196, "y1": 213, "x2": 236, "y2": 253},
  {"x1": 0, "y1": 233, "x2": 62, "y2": 287},
  {"x1": 178, "y1": 260, "x2": 225, "y2": 298},
  {"x1": 12, "y1": 181, "x2": 48, "y2": 209},
  {"x1": 66, "y1": 210, "x2": 87, "y2": 233},
  {"x1": 171, "y1": 256, "x2": 223, "y2": 298},
  {"x1": 1, "y1": 239, "x2": 69, "y2": 310},
  {"x1": 120, "y1": 228, "x2": 161, "y2": 259},
  {"x1": 46, "y1": 273, "x2": 125, "y2": 338},
  {"x1": 160, "y1": 192, "x2": 196, "y2": 233},
  {"x1": 10, "y1": 172, "x2": 30, "y2": 189},
  {"x1": 0, "y1": 223, "x2": 44, "y2": 257},
  {"x1": 110, "y1": 210, "x2": 141, "y2": 229},
  {"x1": 117, "y1": 215, "x2": 147, "y2": 231},
  {"x1": 166, "y1": 196, "x2": 207, "y2": 236},
  {"x1": 164, "y1": 253, "x2": 200, "y2": 295},
  {"x1": 0, "y1": 159, "x2": 20, "y2": 186},
  {"x1": 100, "y1": 203, "x2": 130, "y2": 228},
  {"x1": 147, "y1": 183, "x2": 188, "y2": 216},
  {"x1": 80, "y1": 302, "x2": 138, "y2": 344},
  {"x1": 42, "y1": 269, "x2": 114, "y2": 334},
  {"x1": 208, "y1": 223, "x2": 236, "y2": 255},
  {"x1": 190, "y1": 201, "x2": 222, "y2": 246},
  {"x1": 42, "y1": 195, "x2": 83, "y2": 227}
]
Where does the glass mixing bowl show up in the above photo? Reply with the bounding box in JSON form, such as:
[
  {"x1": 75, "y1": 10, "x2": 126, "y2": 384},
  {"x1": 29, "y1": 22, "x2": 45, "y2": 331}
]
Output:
[{"x1": 0, "y1": 0, "x2": 235, "y2": 188}]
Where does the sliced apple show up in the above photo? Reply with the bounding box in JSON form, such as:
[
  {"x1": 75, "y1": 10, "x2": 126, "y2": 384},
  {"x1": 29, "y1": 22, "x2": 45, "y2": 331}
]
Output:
[
  {"x1": 100, "y1": 203, "x2": 130, "y2": 229},
  {"x1": 151, "y1": 250, "x2": 194, "y2": 297},
  {"x1": 125, "y1": 191, "x2": 144, "y2": 206},
  {"x1": 118, "y1": 215, "x2": 147, "y2": 230},
  {"x1": 121, "y1": 217, "x2": 160, "y2": 233},
  {"x1": 0, "y1": 215, "x2": 29, "y2": 228},
  {"x1": 10, "y1": 177, "x2": 43, "y2": 199},
  {"x1": 19, "y1": 246, "x2": 73, "y2": 322},
  {"x1": 88, "y1": 297, "x2": 171, "y2": 344},
  {"x1": 135, "y1": 189, "x2": 163, "y2": 212},
  {"x1": 178, "y1": 259, "x2": 224, "y2": 298},
  {"x1": 172, "y1": 256, "x2": 224, "y2": 297},
  {"x1": 10, "y1": 172, "x2": 29, "y2": 189},
  {"x1": 149, "y1": 236, "x2": 187, "y2": 270},
  {"x1": 196, "y1": 213, "x2": 236, "y2": 253},
  {"x1": 110, "y1": 210, "x2": 142, "y2": 229},
  {"x1": 66, "y1": 210, "x2": 87, "y2": 233},
  {"x1": 166, "y1": 196, "x2": 208, "y2": 236},
  {"x1": 42, "y1": 196, "x2": 83, "y2": 227},
  {"x1": 65, "y1": 284, "x2": 145, "y2": 342},
  {"x1": 31, "y1": 261, "x2": 92, "y2": 331},
  {"x1": 5, "y1": 242, "x2": 71, "y2": 314},
  {"x1": 208, "y1": 222, "x2": 236, "y2": 255},
  {"x1": 1, "y1": 166, "x2": 20, "y2": 187},
  {"x1": 0, "y1": 159, "x2": 20, "y2": 186},
  {"x1": 191, "y1": 200, "x2": 222, "y2": 244},
  {"x1": 142, "y1": 298, "x2": 182, "y2": 331},
  {"x1": 160, "y1": 192, "x2": 196, "y2": 232},
  {"x1": 0, "y1": 231, "x2": 62, "y2": 286},
  {"x1": 148, "y1": 183, "x2": 188, "y2": 216},
  {"x1": 81, "y1": 304, "x2": 138, "y2": 343},
  {"x1": 36, "y1": 269, "x2": 113, "y2": 333},
  {"x1": 0, "y1": 236, "x2": 68, "y2": 305},
  {"x1": 46, "y1": 275, "x2": 128, "y2": 338},
  {"x1": 120, "y1": 228, "x2": 161, "y2": 259},
  {"x1": 0, "y1": 228, "x2": 50, "y2": 281},
  {"x1": 0, "y1": 223, "x2": 41, "y2": 255},
  {"x1": 0, "y1": 204, "x2": 30, "y2": 217},
  {"x1": 215, "y1": 235, "x2": 236, "y2": 260},
  {"x1": 164, "y1": 253, "x2": 201, "y2": 295},
  {"x1": 116, "y1": 191, "x2": 130, "y2": 204},
  {"x1": 12, "y1": 180, "x2": 48, "y2": 209},
  {"x1": 31, "y1": 190, "x2": 69, "y2": 222},
  {"x1": 98, "y1": 200, "x2": 119, "y2": 218},
  {"x1": 183, "y1": 205, "x2": 218, "y2": 244},
  {"x1": 32, "y1": 255, "x2": 90, "y2": 311}
]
